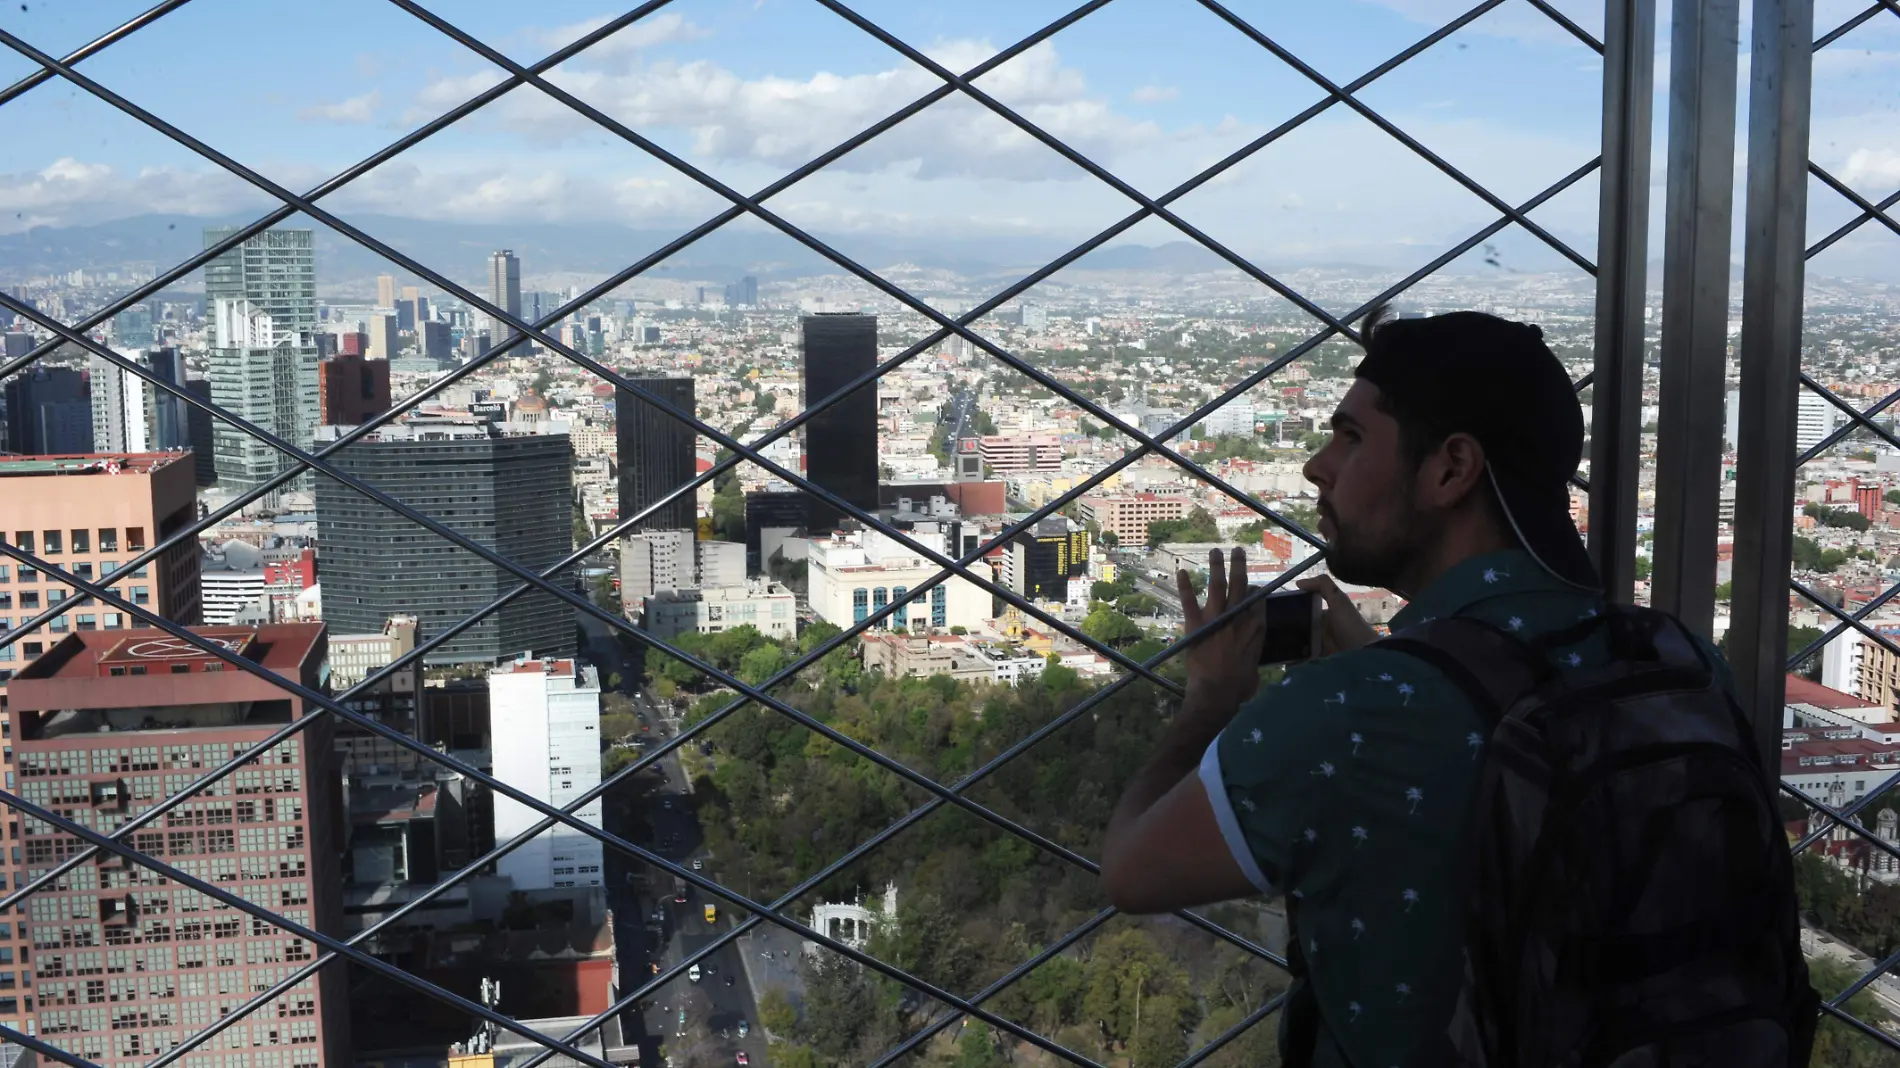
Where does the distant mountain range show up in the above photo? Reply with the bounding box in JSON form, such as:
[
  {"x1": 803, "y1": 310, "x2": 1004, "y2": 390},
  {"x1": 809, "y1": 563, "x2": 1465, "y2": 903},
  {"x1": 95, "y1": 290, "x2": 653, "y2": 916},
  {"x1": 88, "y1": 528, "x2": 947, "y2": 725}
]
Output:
[{"x1": 3, "y1": 211, "x2": 1894, "y2": 294}]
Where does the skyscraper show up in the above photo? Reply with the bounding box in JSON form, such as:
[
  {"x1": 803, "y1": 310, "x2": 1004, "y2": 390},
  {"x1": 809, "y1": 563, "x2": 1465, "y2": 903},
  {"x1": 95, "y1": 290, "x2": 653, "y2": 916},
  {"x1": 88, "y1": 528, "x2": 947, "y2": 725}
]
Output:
[
  {"x1": 377, "y1": 273, "x2": 397, "y2": 308},
  {"x1": 395, "y1": 298, "x2": 416, "y2": 333},
  {"x1": 208, "y1": 299, "x2": 319, "y2": 494},
  {"x1": 89, "y1": 348, "x2": 189, "y2": 454},
  {"x1": 205, "y1": 227, "x2": 318, "y2": 346},
  {"x1": 6, "y1": 622, "x2": 347, "y2": 1068},
  {"x1": 724, "y1": 275, "x2": 759, "y2": 307},
  {"x1": 88, "y1": 351, "x2": 150, "y2": 453},
  {"x1": 615, "y1": 377, "x2": 697, "y2": 532},
  {"x1": 313, "y1": 418, "x2": 575, "y2": 665},
  {"x1": 112, "y1": 302, "x2": 155, "y2": 347},
  {"x1": 185, "y1": 377, "x2": 217, "y2": 486},
  {"x1": 368, "y1": 313, "x2": 398, "y2": 359},
  {"x1": 801, "y1": 313, "x2": 879, "y2": 532},
  {"x1": 2, "y1": 366, "x2": 92, "y2": 454},
  {"x1": 421, "y1": 320, "x2": 452, "y2": 364},
  {"x1": 204, "y1": 227, "x2": 319, "y2": 486},
  {"x1": 487, "y1": 249, "x2": 522, "y2": 345}
]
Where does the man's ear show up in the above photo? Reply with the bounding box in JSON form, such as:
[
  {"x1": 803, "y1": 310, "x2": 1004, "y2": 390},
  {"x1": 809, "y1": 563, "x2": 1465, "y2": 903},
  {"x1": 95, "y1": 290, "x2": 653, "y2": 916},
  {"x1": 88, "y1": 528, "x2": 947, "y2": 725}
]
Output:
[{"x1": 1429, "y1": 432, "x2": 1489, "y2": 509}]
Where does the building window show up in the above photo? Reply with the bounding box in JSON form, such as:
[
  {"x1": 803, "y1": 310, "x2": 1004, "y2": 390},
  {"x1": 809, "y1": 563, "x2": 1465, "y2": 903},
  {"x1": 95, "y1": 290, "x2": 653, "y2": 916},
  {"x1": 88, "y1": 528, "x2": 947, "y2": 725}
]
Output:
[
  {"x1": 22, "y1": 644, "x2": 40, "y2": 660},
  {"x1": 872, "y1": 587, "x2": 888, "y2": 617},
  {"x1": 69, "y1": 530, "x2": 88, "y2": 554},
  {"x1": 0, "y1": 565, "x2": 8, "y2": 582},
  {"x1": 8, "y1": 534, "x2": 30, "y2": 554},
  {"x1": 0, "y1": 594, "x2": 9, "y2": 610},
  {"x1": 126, "y1": 528, "x2": 145, "y2": 551},
  {"x1": 17, "y1": 568, "x2": 35, "y2": 583},
  {"x1": 131, "y1": 564, "x2": 148, "y2": 579},
  {"x1": 97, "y1": 529, "x2": 117, "y2": 552},
  {"x1": 105, "y1": 614, "x2": 122, "y2": 629},
  {"x1": 49, "y1": 616, "x2": 67, "y2": 634},
  {"x1": 73, "y1": 563, "x2": 92, "y2": 581},
  {"x1": 19, "y1": 594, "x2": 37, "y2": 610},
  {"x1": 890, "y1": 586, "x2": 908, "y2": 629},
  {"x1": 47, "y1": 590, "x2": 64, "y2": 605},
  {"x1": 40, "y1": 531, "x2": 60, "y2": 554},
  {"x1": 100, "y1": 562, "x2": 116, "y2": 576},
  {"x1": 130, "y1": 588, "x2": 149, "y2": 607},
  {"x1": 931, "y1": 586, "x2": 947, "y2": 627},
  {"x1": 76, "y1": 615, "x2": 94, "y2": 631},
  {"x1": 128, "y1": 666, "x2": 145, "y2": 676},
  {"x1": 852, "y1": 588, "x2": 868, "y2": 623}
]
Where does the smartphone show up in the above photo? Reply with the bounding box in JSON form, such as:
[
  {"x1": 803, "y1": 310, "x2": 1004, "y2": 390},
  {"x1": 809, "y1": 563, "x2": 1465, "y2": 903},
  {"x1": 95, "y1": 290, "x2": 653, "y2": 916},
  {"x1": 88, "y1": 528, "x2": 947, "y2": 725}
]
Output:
[{"x1": 1258, "y1": 589, "x2": 1323, "y2": 665}]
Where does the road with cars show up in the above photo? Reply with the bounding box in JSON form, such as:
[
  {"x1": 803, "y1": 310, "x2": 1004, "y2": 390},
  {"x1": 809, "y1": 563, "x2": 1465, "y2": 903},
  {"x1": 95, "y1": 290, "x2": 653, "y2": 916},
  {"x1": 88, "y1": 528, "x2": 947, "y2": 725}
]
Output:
[{"x1": 580, "y1": 615, "x2": 771, "y2": 1067}]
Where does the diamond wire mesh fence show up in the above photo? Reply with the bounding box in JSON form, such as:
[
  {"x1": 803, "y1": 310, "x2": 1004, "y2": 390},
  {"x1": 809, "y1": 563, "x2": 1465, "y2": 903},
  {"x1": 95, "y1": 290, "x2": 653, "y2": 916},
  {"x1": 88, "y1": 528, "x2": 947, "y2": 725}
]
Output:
[
  {"x1": 1772, "y1": 0, "x2": 1900, "y2": 1051},
  {"x1": 0, "y1": 1, "x2": 1629, "y2": 1066}
]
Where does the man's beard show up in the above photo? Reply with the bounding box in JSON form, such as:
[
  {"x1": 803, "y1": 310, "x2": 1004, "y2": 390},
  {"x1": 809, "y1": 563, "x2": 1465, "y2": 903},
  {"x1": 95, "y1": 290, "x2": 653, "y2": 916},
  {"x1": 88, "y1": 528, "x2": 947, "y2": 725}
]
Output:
[{"x1": 1323, "y1": 497, "x2": 1429, "y2": 592}]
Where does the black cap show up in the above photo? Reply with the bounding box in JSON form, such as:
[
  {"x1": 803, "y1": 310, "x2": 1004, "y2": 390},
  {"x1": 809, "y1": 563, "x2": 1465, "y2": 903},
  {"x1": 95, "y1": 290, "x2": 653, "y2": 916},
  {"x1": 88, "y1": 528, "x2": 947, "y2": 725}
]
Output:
[{"x1": 1352, "y1": 309, "x2": 1600, "y2": 591}]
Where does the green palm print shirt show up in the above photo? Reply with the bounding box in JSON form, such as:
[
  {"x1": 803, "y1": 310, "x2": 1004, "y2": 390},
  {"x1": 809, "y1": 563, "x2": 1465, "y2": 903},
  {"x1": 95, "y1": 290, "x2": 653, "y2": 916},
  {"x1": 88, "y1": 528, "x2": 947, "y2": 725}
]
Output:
[{"x1": 1199, "y1": 549, "x2": 1734, "y2": 1066}]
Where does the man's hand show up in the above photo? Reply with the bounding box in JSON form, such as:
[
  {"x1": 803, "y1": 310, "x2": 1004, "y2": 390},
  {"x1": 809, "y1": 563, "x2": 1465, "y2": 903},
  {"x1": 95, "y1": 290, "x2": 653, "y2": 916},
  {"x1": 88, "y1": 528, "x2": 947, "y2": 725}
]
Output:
[
  {"x1": 1178, "y1": 547, "x2": 1266, "y2": 711},
  {"x1": 1295, "y1": 574, "x2": 1378, "y2": 656}
]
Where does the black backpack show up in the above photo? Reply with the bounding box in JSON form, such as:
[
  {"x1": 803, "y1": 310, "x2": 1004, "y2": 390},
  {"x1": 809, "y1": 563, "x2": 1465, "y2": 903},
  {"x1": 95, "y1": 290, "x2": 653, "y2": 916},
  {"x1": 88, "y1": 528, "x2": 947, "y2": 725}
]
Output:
[{"x1": 1369, "y1": 603, "x2": 1821, "y2": 1068}]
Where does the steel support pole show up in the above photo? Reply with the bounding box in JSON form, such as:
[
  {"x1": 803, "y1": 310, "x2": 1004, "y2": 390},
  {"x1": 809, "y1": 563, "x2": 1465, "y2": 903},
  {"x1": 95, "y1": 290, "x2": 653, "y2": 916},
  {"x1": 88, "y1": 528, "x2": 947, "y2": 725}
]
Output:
[
  {"x1": 1730, "y1": 0, "x2": 1813, "y2": 781},
  {"x1": 1651, "y1": 0, "x2": 1741, "y2": 639},
  {"x1": 1588, "y1": 0, "x2": 1657, "y2": 603}
]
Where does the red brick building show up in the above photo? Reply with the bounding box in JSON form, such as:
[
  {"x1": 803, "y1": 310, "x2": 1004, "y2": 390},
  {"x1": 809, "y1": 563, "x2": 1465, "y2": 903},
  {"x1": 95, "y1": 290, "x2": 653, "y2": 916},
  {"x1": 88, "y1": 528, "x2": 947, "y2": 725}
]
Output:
[{"x1": 6, "y1": 624, "x2": 347, "y2": 1068}]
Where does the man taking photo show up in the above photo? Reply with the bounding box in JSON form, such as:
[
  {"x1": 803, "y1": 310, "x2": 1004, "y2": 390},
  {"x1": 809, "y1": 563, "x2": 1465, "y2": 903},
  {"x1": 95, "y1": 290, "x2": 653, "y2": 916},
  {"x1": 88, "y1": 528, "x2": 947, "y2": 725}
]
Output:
[{"x1": 1101, "y1": 307, "x2": 1815, "y2": 1067}]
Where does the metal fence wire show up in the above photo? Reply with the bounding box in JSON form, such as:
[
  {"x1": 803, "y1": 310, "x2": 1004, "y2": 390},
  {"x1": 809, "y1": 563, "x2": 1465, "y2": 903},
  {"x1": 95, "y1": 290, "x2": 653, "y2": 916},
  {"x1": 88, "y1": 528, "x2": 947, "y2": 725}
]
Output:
[
  {"x1": 0, "y1": 0, "x2": 1869, "y2": 1064},
  {"x1": 1769, "y1": 0, "x2": 1900, "y2": 1051}
]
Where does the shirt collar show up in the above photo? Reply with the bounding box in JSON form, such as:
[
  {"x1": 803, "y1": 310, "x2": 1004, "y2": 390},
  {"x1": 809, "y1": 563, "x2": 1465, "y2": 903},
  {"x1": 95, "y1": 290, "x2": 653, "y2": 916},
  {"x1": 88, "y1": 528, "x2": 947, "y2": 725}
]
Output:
[{"x1": 1388, "y1": 549, "x2": 1565, "y2": 629}]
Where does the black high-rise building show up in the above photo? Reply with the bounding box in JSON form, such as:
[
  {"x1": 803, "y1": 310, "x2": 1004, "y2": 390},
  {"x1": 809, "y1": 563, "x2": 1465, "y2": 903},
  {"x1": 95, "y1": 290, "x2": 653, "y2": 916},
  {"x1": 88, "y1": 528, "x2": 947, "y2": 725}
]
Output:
[
  {"x1": 185, "y1": 379, "x2": 217, "y2": 487},
  {"x1": 801, "y1": 313, "x2": 878, "y2": 533},
  {"x1": 2, "y1": 366, "x2": 92, "y2": 454},
  {"x1": 616, "y1": 377, "x2": 696, "y2": 532},
  {"x1": 744, "y1": 489, "x2": 807, "y2": 573},
  {"x1": 314, "y1": 422, "x2": 575, "y2": 665}
]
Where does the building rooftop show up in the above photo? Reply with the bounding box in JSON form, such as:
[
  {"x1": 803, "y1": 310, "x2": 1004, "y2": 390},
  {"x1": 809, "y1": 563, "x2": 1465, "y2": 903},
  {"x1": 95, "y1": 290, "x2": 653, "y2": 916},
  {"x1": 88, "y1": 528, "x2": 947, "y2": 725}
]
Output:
[
  {"x1": 0, "y1": 452, "x2": 184, "y2": 476},
  {"x1": 1786, "y1": 675, "x2": 1887, "y2": 712},
  {"x1": 7, "y1": 623, "x2": 327, "y2": 723}
]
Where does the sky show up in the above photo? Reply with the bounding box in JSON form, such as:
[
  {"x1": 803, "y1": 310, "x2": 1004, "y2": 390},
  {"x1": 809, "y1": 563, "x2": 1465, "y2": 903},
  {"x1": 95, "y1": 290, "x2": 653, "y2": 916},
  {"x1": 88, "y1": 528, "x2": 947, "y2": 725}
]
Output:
[{"x1": 0, "y1": 0, "x2": 1894, "y2": 280}]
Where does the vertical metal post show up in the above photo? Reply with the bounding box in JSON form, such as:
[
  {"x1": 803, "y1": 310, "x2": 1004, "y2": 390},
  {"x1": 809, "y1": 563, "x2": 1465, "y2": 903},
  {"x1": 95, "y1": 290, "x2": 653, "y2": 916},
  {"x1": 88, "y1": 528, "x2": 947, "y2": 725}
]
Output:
[
  {"x1": 1651, "y1": 0, "x2": 1740, "y2": 640},
  {"x1": 1588, "y1": 0, "x2": 1657, "y2": 604},
  {"x1": 1730, "y1": 0, "x2": 1813, "y2": 781}
]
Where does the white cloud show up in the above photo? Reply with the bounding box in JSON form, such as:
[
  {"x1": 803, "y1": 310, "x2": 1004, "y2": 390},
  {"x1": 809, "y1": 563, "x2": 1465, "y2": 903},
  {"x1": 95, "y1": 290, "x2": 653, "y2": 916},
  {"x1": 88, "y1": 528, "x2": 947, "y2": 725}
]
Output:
[
  {"x1": 297, "y1": 90, "x2": 381, "y2": 125},
  {"x1": 415, "y1": 38, "x2": 1165, "y2": 181},
  {"x1": 1130, "y1": 84, "x2": 1180, "y2": 103},
  {"x1": 1842, "y1": 147, "x2": 1900, "y2": 189},
  {"x1": 0, "y1": 158, "x2": 268, "y2": 234}
]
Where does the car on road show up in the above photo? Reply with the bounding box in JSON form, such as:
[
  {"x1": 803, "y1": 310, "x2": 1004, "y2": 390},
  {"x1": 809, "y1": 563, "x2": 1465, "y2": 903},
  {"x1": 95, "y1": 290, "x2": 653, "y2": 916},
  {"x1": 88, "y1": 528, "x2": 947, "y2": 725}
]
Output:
[
  {"x1": 662, "y1": 797, "x2": 673, "y2": 810},
  {"x1": 688, "y1": 965, "x2": 701, "y2": 983},
  {"x1": 691, "y1": 859, "x2": 703, "y2": 871},
  {"x1": 704, "y1": 904, "x2": 717, "y2": 924},
  {"x1": 735, "y1": 1054, "x2": 747, "y2": 1066},
  {"x1": 737, "y1": 1020, "x2": 749, "y2": 1038}
]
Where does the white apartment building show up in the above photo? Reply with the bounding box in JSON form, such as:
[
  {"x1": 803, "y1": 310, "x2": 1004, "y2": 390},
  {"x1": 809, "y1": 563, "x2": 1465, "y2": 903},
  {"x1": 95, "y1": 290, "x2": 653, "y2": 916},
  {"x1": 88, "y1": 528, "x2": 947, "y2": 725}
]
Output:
[
  {"x1": 807, "y1": 527, "x2": 990, "y2": 633},
  {"x1": 620, "y1": 530, "x2": 746, "y2": 613},
  {"x1": 644, "y1": 581, "x2": 797, "y2": 642},
  {"x1": 199, "y1": 563, "x2": 265, "y2": 625},
  {"x1": 489, "y1": 657, "x2": 604, "y2": 891},
  {"x1": 1798, "y1": 389, "x2": 1839, "y2": 453}
]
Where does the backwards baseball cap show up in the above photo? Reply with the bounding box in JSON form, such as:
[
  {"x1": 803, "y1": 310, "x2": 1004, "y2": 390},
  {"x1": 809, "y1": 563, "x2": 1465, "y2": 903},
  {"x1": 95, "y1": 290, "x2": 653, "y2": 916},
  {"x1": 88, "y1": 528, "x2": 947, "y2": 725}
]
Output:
[{"x1": 1352, "y1": 308, "x2": 1600, "y2": 591}]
